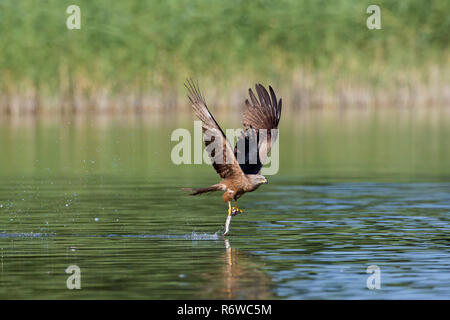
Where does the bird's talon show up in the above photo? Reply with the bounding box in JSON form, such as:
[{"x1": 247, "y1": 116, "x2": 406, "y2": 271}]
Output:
[{"x1": 230, "y1": 207, "x2": 242, "y2": 216}]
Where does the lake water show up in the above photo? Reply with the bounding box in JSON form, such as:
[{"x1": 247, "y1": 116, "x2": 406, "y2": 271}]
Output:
[{"x1": 0, "y1": 108, "x2": 449, "y2": 299}]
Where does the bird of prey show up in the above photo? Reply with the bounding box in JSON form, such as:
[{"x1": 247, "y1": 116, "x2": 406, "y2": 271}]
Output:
[{"x1": 185, "y1": 79, "x2": 282, "y2": 235}]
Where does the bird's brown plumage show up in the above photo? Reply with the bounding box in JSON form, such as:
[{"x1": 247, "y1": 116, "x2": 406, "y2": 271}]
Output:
[
  {"x1": 185, "y1": 79, "x2": 244, "y2": 180},
  {"x1": 185, "y1": 79, "x2": 282, "y2": 203},
  {"x1": 236, "y1": 84, "x2": 282, "y2": 174}
]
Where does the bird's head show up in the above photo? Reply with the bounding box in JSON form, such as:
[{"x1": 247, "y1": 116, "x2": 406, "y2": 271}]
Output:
[{"x1": 249, "y1": 174, "x2": 268, "y2": 187}]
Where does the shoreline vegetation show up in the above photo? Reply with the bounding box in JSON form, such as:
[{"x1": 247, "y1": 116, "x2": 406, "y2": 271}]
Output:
[{"x1": 0, "y1": 0, "x2": 448, "y2": 115}]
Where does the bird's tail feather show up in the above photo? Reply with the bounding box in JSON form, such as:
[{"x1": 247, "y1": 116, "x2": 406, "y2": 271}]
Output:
[{"x1": 183, "y1": 184, "x2": 222, "y2": 196}]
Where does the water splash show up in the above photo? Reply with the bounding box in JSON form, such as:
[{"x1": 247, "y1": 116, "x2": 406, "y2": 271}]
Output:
[
  {"x1": 105, "y1": 231, "x2": 222, "y2": 240},
  {"x1": 0, "y1": 231, "x2": 222, "y2": 240},
  {"x1": 0, "y1": 232, "x2": 55, "y2": 238},
  {"x1": 189, "y1": 231, "x2": 222, "y2": 240}
]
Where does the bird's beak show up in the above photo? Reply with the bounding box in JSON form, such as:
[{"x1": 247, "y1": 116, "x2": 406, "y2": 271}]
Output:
[{"x1": 264, "y1": 179, "x2": 268, "y2": 184}]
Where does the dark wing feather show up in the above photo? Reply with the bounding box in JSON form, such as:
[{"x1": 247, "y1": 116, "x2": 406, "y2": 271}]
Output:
[
  {"x1": 185, "y1": 79, "x2": 244, "y2": 179},
  {"x1": 235, "y1": 84, "x2": 282, "y2": 174}
]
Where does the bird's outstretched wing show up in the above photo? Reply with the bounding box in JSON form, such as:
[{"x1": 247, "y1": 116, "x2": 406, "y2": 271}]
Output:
[
  {"x1": 234, "y1": 84, "x2": 282, "y2": 174},
  {"x1": 185, "y1": 79, "x2": 244, "y2": 179}
]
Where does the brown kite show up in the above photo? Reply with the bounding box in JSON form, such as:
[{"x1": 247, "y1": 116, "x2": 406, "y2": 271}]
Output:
[{"x1": 185, "y1": 79, "x2": 282, "y2": 235}]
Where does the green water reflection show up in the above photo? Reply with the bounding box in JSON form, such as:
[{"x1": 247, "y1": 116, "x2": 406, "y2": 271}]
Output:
[{"x1": 0, "y1": 108, "x2": 449, "y2": 299}]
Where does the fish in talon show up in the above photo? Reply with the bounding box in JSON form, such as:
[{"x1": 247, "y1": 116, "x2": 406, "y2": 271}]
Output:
[{"x1": 224, "y1": 215, "x2": 232, "y2": 235}]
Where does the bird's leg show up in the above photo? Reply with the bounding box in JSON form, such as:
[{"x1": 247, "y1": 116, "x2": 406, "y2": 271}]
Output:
[{"x1": 227, "y1": 201, "x2": 232, "y2": 216}]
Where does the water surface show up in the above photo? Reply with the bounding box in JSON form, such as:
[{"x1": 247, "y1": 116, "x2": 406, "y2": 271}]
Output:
[{"x1": 0, "y1": 108, "x2": 449, "y2": 299}]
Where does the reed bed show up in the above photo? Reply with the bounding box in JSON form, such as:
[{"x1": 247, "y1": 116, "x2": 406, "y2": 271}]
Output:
[{"x1": 0, "y1": 0, "x2": 448, "y2": 115}]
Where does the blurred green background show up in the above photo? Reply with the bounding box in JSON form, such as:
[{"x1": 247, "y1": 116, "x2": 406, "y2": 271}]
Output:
[{"x1": 0, "y1": 0, "x2": 448, "y2": 114}]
